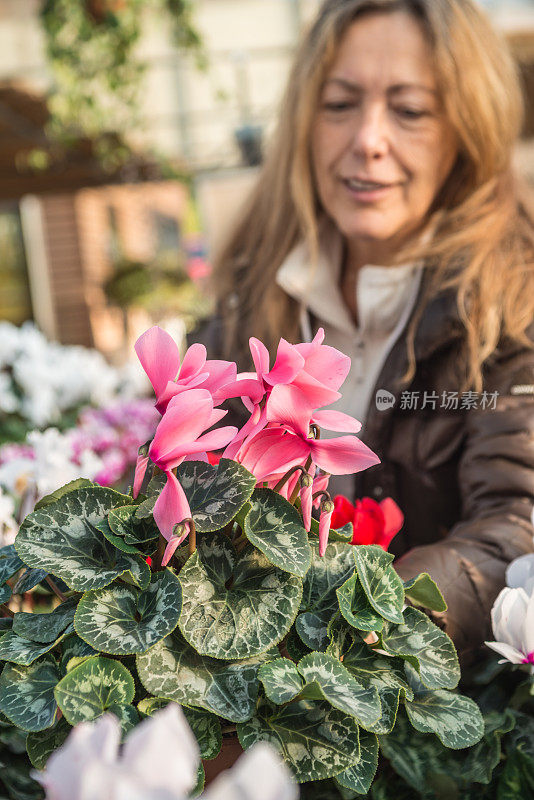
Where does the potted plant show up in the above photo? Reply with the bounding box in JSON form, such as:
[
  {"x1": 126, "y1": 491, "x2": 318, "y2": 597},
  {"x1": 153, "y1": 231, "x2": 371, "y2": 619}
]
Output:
[{"x1": 0, "y1": 326, "x2": 484, "y2": 799}]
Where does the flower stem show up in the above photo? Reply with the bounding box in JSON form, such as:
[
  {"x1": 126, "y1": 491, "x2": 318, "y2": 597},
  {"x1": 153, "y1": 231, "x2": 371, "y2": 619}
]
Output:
[
  {"x1": 45, "y1": 576, "x2": 67, "y2": 603},
  {"x1": 153, "y1": 535, "x2": 167, "y2": 571},
  {"x1": 188, "y1": 520, "x2": 197, "y2": 556}
]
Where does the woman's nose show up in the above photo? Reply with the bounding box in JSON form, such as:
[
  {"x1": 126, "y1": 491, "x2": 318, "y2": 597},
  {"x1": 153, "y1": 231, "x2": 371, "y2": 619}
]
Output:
[{"x1": 350, "y1": 105, "x2": 389, "y2": 159}]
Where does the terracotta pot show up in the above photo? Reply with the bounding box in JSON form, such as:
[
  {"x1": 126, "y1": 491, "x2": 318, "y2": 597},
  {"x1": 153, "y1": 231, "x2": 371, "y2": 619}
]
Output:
[
  {"x1": 203, "y1": 734, "x2": 244, "y2": 786},
  {"x1": 86, "y1": 0, "x2": 127, "y2": 22}
]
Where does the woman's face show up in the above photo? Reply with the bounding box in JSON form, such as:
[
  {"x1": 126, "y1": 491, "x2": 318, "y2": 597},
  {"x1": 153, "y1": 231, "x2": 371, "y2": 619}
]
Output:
[{"x1": 311, "y1": 11, "x2": 458, "y2": 258}]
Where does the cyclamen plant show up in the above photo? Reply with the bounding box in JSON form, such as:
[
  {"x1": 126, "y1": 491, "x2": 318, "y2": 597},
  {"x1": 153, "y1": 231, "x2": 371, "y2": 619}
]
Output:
[{"x1": 0, "y1": 327, "x2": 484, "y2": 800}]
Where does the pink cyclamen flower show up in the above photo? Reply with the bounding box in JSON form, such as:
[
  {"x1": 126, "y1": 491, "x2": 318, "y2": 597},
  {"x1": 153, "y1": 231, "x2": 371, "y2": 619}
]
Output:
[
  {"x1": 237, "y1": 383, "x2": 378, "y2": 483},
  {"x1": 485, "y1": 586, "x2": 534, "y2": 666},
  {"x1": 135, "y1": 326, "x2": 236, "y2": 414},
  {"x1": 135, "y1": 388, "x2": 237, "y2": 564}
]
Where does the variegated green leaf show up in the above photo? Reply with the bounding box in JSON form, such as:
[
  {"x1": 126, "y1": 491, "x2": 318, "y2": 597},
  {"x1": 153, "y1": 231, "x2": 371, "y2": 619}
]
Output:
[
  {"x1": 325, "y1": 614, "x2": 355, "y2": 660},
  {"x1": 178, "y1": 534, "x2": 302, "y2": 659},
  {"x1": 13, "y1": 598, "x2": 78, "y2": 643},
  {"x1": 341, "y1": 641, "x2": 413, "y2": 735},
  {"x1": 297, "y1": 652, "x2": 380, "y2": 728},
  {"x1": 335, "y1": 729, "x2": 379, "y2": 795},
  {"x1": 380, "y1": 607, "x2": 460, "y2": 690},
  {"x1": 97, "y1": 506, "x2": 158, "y2": 556},
  {"x1": 59, "y1": 634, "x2": 97, "y2": 672},
  {"x1": 310, "y1": 517, "x2": 353, "y2": 543},
  {"x1": 296, "y1": 541, "x2": 355, "y2": 651},
  {"x1": 137, "y1": 698, "x2": 221, "y2": 760},
  {"x1": 136, "y1": 630, "x2": 270, "y2": 722},
  {"x1": 0, "y1": 584, "x2": 11, "y2": 604},
  {"x1": 237, "y1": 698, "x2": 360, "y2": 782},
  {"x1": 33, "y1": 478, "x2": 95, "y2": 510},
  {"x1": 74, "y1": 570, "x2": 181, "y2": 655},
  {"x1": 404, "y1": 668, "x2": 483, "y2": 749},
  {"x1": 0, "y1": 656, "x2": 60, "y2": 731},
  {"x1": 336, "y1": 572, "x2": 384, "y2": 632},
  {"x1": 0, "y1": 627, "x2": 73, "y2": 666},
  {"x1": 26, "y1": 719, "x2": 71, "y2": 768},
  {"x1": 15, "y1": 487, "x2": 134, "y2": 591},
  {"x1": 136, "y1": 459, "x2": 256, "y2": 532},
  {"x1": 12, "y1": 569, "x2": 48, "y2": 595},
  {"x1": 258, "y1": 658, "x2": 303, "y2": 705},
  {"x1": 0, "y1": 545, "x2": 24, "y2": 584},
  {"x1": 353, "y1": 545, "x2": 404, "y2": 624},
  {"x1": 244, "y1": 489, "x2": 312, "y2": 577},
  {"x1": 54, "y1": 656, "x2": 135, "y2": 725},
  {"x1": 107, "y1": 703, "x2": 139, "y2": 735}
]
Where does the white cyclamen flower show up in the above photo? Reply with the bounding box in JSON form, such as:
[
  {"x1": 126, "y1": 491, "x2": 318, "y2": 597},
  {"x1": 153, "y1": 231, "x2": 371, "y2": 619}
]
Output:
[
  {"x1": 506, "y1": 553, "x2": 534, "y2": 595},
  {"x1": 485, "y1": 586, "x2": 534, "y2": 665}
]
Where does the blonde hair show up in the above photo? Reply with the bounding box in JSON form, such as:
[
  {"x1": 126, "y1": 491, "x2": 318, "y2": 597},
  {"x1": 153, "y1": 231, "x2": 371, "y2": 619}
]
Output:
[{"x1": 214, "y1": 0, "x2": 534, "y2": 390}]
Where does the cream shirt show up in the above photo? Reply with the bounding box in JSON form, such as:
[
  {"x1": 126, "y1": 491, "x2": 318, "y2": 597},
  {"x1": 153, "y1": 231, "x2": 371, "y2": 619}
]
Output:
[{"x1": 276, "y1": 224, "x2": 423, "y2": 428}]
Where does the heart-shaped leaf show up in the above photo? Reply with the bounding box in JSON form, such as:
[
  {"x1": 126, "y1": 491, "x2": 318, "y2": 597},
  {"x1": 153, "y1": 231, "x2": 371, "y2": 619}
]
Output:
[
  {"x1": 136, "y1": 459, "x2": 256, "y2": 532},
  {"x1": 336, "y1": 572, "x2": 384, "y2": 632},
  {"x1": 0, "y1": 656, "x2": 60, "y2": 731},
  {"x1": 0, "y1": 545, "x2": 24, "y2": 584},
  {"x1": 0, "y1": 584, "x2": 11, "y2": 604},
  {"x1": 178, "y1": 534, "x2": 302, "y2": 660},
  {"x1": 353, "y1": 546, "x2": 404, "y2": 624},
  {"x1": 97, "y1": 506, "x2": 158, "y2": 556},
  {"x1": 34, "y1": 478, "x2": 94, "y2": 510},
  {"x1": 12, "y1": 568, "x2": 49, "y2": 595},
  {"x1": 26, "y1": 718, "x2": 71, "y2": 768},
  {"x1": 296, "y1": 541, "x2": 355, "y2": 651},
  {"x1": 136, "y1": 630, "x2": 271, "y2": 722},
  {"x1": 380, "y1": 607, "x2": 460, "y2": 690},
  {"x1": 244, "y1": 489, "x2": 312, "y2": 577},
  {"x1": 74, "y1": 570, "x2": 181, "y2": 655},
  {"x1": 404, "y1": 668, "x2": 483, "y2": 749},
  {"x1": 15, "y1": 487, "x2": 134, "y2": 591},
  {"x1": 258, "y1": 658, "x2": 303, "y2": 705},
  {"x1": 341, "y1": 641, "x2": 413, "y2": 735},
  {"x1": 59, "y1": 634, "x2": 97, "y2": 673},
  {"x1": 13, "y1": 598, "x2": 78, "y2": 643},
  {"x1": 335, "y1": 729, "x2": 379, "y2": 795},
  {"x1": 297, "y1": 652, "x2": 381, "y2": 728},
  {"x1": 54, "y1": 656, "x2": 135, "y2": 725},
  {"x1": 237, "y1": 698, "x2": 361, "y2": 782},
  {"x1": 0, "y1": 627, "x2": 73, "y2": 666},
  {"x1": 403, "y1": 573, "x2": 447, "y2": 613}
]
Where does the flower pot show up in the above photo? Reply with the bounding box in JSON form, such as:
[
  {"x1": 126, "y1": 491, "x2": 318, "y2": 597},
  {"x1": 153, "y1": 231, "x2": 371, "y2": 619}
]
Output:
[
  {"x1": 86, "y1": 0, "x2": 127, "y2": 22},
  {"x1": 203, "y1": 734, "x2": 244, "y2": 786}
]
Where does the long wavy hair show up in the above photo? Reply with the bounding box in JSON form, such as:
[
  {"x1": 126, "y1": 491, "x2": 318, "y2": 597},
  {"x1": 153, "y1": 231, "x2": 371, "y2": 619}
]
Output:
[{"x1": 213, "y1": 0, "x2": 534, "y2": 390}]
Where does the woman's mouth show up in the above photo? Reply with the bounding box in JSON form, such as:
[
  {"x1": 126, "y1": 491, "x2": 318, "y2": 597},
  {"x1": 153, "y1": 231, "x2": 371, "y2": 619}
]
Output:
[{"x1": 341, "y1": 177, "x2": 399, "y2": 202}]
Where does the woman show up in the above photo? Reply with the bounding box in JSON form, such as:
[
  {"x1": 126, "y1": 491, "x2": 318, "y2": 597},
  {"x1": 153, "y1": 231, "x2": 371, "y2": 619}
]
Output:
[{"x1": 205, "y1": 0, "x2": 534, "y2": 666}]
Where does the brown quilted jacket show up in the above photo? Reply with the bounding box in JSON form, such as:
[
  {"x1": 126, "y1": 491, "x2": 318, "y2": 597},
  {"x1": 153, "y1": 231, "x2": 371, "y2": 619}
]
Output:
[{"x1": 196, "y1": 270, "x2": 534, "y2": 666}]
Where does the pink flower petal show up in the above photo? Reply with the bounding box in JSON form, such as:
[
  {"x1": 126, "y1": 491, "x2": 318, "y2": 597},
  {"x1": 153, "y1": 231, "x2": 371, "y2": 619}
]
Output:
[
  {"x1": 290, "y1": 370, "x2": 342, "y2": 408},
  {"x1": 312, "y1": 409, "x2": 362, "y2": 434},
  {"x1": 135, "y1": 326, "x2": 181, "y2": 400},
  {"x1": 299, "y1": 470, "x2": 314, "y2": 531},
  {"x1": 153, "y1": 471, "x2": 192, "y2": 541},
  {"x1": 238, "y1": 428, "x2": 308, "y2": 483},
  {"x1": 310, "y1": 437, "x2": 380, "y2": 475},
  {"x1": 179, "y1": 343, "x2": 207, "y2": 382},
  {"x1": 250, "y1": 337, "x2": 270, "y2": 379},
  {"x1": 266, "y1": 384, "x2": 313, "y2": 440},
  {"x1": 200, "y1": 360, "x2": 237, "y2": 394},
  {"x1": 149, "y1": 390, "x2": 214, "y2": 464},
  {"x1": 264, "y1": 338, "x2": 305, "y2": 386}
]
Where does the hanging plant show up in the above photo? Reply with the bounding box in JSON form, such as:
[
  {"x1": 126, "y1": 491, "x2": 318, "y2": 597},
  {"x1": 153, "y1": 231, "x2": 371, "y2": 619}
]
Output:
[{"x1": 39, "y1": 0, "x2": 203, "y2": 170}]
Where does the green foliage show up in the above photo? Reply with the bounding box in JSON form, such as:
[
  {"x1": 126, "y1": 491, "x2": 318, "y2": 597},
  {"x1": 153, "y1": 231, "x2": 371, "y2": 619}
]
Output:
[
  {"x1": 40, "y1": 0, "x2": 204, "y2": 170},
  {"x1": 178, "y1": 534, "x2": 302, "y2": 659},
  {"x1": 2, "y1": 467, "x2": 491, "y2": 792}
]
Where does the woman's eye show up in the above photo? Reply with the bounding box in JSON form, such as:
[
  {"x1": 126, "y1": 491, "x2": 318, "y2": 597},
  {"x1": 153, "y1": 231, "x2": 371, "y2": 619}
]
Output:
[
  {"x1": 322, "y1": 101, "x2": 354, "y2": 112},
  {"x1": 394, "y1": 107, "x2": 428, "y2": 120}
]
